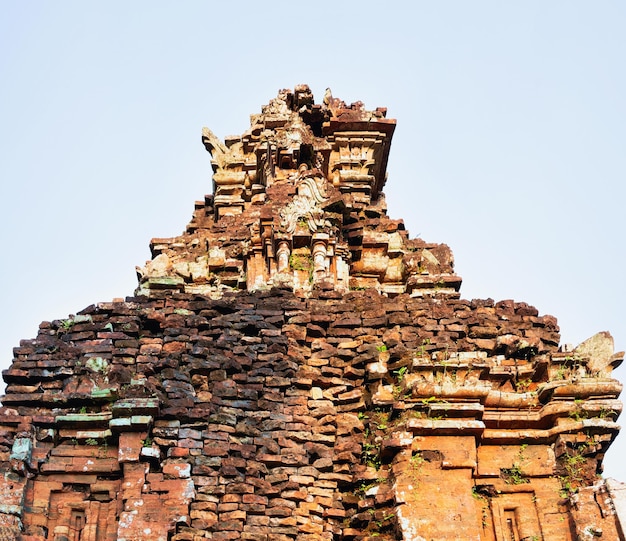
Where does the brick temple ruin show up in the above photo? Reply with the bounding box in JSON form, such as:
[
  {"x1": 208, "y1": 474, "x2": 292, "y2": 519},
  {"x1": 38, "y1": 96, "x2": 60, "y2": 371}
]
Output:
[{"x1": 1, "y1": 85, "x2": 625, "y2": 540}]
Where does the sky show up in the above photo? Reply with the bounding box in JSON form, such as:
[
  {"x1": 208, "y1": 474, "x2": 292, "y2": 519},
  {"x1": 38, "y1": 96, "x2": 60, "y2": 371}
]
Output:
[{"x1": 1, "y1": 1, "x2": 624, "y2": 477}]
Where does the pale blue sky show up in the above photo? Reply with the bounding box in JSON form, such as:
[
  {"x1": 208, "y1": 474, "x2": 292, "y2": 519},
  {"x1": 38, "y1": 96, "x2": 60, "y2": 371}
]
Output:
[{"x1": 1, "y1": 1, "x2": 625, "y2": 476}]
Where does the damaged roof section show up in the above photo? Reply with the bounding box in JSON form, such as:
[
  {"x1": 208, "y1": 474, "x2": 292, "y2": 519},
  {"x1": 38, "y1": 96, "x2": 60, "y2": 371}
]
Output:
[{"x1": 137, "y1": 85, "x2": 459, "y2": 299}]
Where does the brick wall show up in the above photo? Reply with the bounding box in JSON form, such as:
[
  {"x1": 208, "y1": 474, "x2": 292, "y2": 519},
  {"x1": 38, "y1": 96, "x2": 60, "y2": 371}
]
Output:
[{"x1": 0, "y1": 287, "x2": 621, "y2": 540}]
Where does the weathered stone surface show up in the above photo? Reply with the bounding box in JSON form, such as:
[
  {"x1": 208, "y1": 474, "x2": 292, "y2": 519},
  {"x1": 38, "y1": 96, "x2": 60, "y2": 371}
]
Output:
[
  {"x1": 0, "y1": 86, "x2": 624, "y2": 540},
  {"x1": 135, "y1": 86, "x2": 459, "y2": 300}
]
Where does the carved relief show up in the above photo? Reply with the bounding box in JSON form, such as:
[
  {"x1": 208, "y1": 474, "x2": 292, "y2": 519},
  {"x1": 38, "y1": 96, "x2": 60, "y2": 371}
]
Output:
[
  {"x1": 136, "y1": 86, "x2": 461, "y2": 299},
  {"x1": 279, "y1": 170, "x2": 330, "y2": 235}
]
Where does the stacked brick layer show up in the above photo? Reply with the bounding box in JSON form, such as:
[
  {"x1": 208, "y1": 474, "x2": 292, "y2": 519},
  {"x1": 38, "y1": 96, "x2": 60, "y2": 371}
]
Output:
[{"x1": 1, "y1": 288, "x2": 622, "y2": 540}]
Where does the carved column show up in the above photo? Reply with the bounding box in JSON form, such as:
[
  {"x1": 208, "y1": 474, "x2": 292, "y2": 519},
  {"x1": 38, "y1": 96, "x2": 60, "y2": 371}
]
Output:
[
  {"x1": 312, "y1": 239, "x2": 328, "y2": 280},
  {"x1": 276, "y1": 241, "x2": 291, "y2": 274}
]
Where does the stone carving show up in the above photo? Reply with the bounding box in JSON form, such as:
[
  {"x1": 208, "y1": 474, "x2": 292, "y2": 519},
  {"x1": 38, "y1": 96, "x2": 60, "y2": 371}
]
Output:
[
  {"x1": 279, "y1": 169, "x2": 331, "y2": 234},
  {"x1": 574, "y1": 331, "x2": 623, "y2": 376},
  {"x1": 1, "y1": 86, "x2": 625, "y2": 541},
  {"x1": 276, "y1": 241, "x2": 290, "y2": 274},
  {"x1": 136, "y1": 86, "x2": 458, "y2": 298}
]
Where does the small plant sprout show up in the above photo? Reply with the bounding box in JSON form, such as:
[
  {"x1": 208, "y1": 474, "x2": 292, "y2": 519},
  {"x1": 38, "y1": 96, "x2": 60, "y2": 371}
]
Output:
[
  {"x1": 394, "y1": 366, "x2": 408, "y2": 382},
  {"x1": 408, "y1": 451, "x2": 424, "y2": 482},
  {"x1": 61, "y1": 319, "x2": 75, "y2": 330},
  {"x1": 502, "y1": 444, "x2": 529, "y2": 485}
]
